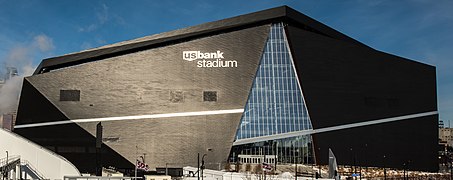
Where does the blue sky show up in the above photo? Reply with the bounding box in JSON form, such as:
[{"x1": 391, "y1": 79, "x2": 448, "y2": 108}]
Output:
[{"x1": 0, "y1": 0, "x2": 452, "y2": 124}]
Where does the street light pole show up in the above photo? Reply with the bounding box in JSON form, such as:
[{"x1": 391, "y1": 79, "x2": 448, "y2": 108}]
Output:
[
  {"x1": 317, "y1": 148, "x2": 321, "y2": 179},
  {"x1": 403, "y1": 163, "x2": 406, "y2": 180},
  {"x1": 201, "y1": 154, "x2": 207, "y2": 180},
  {"x1": 197, "y1": 153, "x2": 200, "y2": 180},
  {"x1": 292, "y1": 142, "x2": 298, "y2": 180},
  {"x1": 6, "y1": 151, "x2": 9, "y2": 180},
  {"x1": 450, "y1": 160, "x2": 453, "y2": 179},
  {"x1": 295, "y1": 158, "x2": 298, "y2": 180},
  {"x1": 274, "y1": 141, "x2": 278, "y2": 172},
  {"x1": 383, "y1": 155, "x2": 386, "y2": 180},
  {"x1": 350, "y1": 147, "x2": 356, "y2": 179}
]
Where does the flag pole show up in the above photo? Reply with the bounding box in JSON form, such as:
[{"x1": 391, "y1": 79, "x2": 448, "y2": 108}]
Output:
[{"x1": 135, "y1": 145, "x2": 138, "y2": 179}]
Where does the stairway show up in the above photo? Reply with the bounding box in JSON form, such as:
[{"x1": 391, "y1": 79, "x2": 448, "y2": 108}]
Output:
[{"x1": 0, "y1": 156, "x2": 47, "y2": 180}]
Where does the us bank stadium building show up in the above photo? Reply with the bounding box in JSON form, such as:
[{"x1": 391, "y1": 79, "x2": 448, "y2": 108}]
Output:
[{"x1": 14, "y1": 6, "x2": 438, "y2": 174}]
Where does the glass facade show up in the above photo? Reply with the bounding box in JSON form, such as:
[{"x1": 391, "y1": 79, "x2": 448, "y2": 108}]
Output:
[
  {"x1": 231, "y1": 136, "x2": 314, "y2": 164},
  {"x1": 231, "y1": 23, "x2": 314, "y2": 164}
]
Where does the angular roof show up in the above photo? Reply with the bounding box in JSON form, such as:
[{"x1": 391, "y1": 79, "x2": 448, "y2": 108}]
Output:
[{"x1": 34, "y1": 6, "x2": 365, "y2": 74}]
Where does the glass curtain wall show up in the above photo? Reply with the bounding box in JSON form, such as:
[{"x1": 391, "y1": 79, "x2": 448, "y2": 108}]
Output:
[{"x1": 232, "y1": 23, "x2": 314, "y2": 164}]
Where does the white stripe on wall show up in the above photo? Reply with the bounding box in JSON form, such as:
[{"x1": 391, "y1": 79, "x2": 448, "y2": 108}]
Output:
[
  {"x1": 233, "y1": 111, "x2": 438, "y2": 146},
  {"x1": 14, "y1": 109, "x2": 245, "y2": 129}
]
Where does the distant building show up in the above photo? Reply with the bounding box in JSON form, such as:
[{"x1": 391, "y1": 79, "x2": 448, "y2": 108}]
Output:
[
  {"x1": 0, "y1": 66, "x2": 20, "y2": 129},
  {"x1": 0, "y1": 70, "x2": 5, "y2": 89},
  {"x1": 439, "y1": 120, "x2": 453, "y2": 147},
  {"x1": 5, "y1": 67, "x2": 18, "y2": 80},
  {"x1": 0, "y1": 114, "x2": 14, "y2": 130},
  {"x1": 439, "y1": 127, "x2": 453, "y2": 147}
]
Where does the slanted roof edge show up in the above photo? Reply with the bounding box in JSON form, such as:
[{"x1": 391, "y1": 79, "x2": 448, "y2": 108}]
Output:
[{"x1": 33, "y1": 6, "x2": 365, "y2": 74}]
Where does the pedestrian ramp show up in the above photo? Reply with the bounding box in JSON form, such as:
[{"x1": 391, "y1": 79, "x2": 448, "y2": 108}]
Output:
[{"x1": 0, "y1": 128, "x2": 80, "y2": 179}]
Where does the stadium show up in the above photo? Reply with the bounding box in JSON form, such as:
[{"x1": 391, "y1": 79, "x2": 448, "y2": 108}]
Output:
[{"x1": 14, "y1": 6, "x2": 438, "y2": 174}]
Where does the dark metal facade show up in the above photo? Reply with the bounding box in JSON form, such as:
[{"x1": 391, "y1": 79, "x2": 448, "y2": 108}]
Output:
[{"x1": 287, "y1": 25, "x2": 438, "y2": 171}]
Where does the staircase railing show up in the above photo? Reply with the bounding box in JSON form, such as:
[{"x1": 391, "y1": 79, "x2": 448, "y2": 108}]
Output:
[
  {"x1": 21, "y1": 159, "x2": 46, "y2": 180},
  {"x1": 0, "y1": 155, "x2": 20, "y2": 178},
  {"x1": 0, "y1": 155, "x2": 20, "y2": 168},
  {"x1": 0, "y1": 156, "x2": 46, "y2": 180}
]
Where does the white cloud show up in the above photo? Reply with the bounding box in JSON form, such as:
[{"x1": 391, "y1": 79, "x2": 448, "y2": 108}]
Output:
[
  {"x1": 33, "y1": 34, "x2": 55, "y2": 52},
  {"x1": 79, "y1": 23, "x2": 99, "y2": 33},
  {"x1": 80, "y1": 42, "x2": 93, "y2": 50},
  {"x1": 5, "y1": 46, "x2": 32, "y2": 66},
  {"x1": 0, "y1": 34, "x2": 54, "y2": 115},
  {"x1": 97, "y1": 3, "x2": 109, "y2": 24},
  {"x1": 78, "y1": 3, "x2": 110, "y2": 32}
]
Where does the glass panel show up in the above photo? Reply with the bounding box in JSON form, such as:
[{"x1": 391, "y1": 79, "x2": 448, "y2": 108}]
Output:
[
  {"x1": 235, "y1": 23, "x2": 312, "y2": 140},
  {"x1": 230, "y1": 136, "x2": 314, "y2": 164}
]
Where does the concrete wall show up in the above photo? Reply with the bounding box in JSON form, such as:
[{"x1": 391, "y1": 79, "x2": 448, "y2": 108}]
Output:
[{"x1": 0, "y1": 128, "x2": 80, "y2": 179}]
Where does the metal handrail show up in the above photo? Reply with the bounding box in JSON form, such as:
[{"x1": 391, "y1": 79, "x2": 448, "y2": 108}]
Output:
[
  {"x1": 0, "y1": 156, "x2": 46, "y2": 179},
  {"x1": 0, "y1": 155, "x2": 20, "y2": 167},
  {"x1": 0, "y1": 155, "x2": 20, "y2": 168},
  {"x1": 21, "y1": 159, "x2": 46, "y2": 179},
  {"x1": 0, "y1": 155, "x2": 20, "y2": 175}
]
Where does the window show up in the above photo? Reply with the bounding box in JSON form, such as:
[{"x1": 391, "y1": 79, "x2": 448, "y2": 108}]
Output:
[
  {"x1": 235, "y1": 23, "x2": 312, "y2": 140},
  {"x1": 232, "y1": 23, "x2": 314, "y2": 165},
  {"x1": 60, "y1": 90, "x2": 80, "y2": 101},
  {"x1": 203, "y1": 91, "x2": 217, "y2": 102}
]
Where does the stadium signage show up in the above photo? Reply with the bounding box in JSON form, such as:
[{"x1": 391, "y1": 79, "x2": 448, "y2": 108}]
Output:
[{"x1": 182, "y1": 51, "x2": 237, "y2": 68}]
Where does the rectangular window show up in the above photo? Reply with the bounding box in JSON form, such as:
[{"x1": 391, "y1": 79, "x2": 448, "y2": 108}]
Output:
[
  {"x1": 60, "y1": 90, "x2": 80, "y2": 101},
  {"x1": 203, "y1": 91, "x2": 217, "y2": 102}
]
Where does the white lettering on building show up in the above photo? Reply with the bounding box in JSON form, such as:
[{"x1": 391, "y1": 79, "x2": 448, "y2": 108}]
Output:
[{"x1": 182, "y1": 51, "x2": 237, "y2": 68}]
